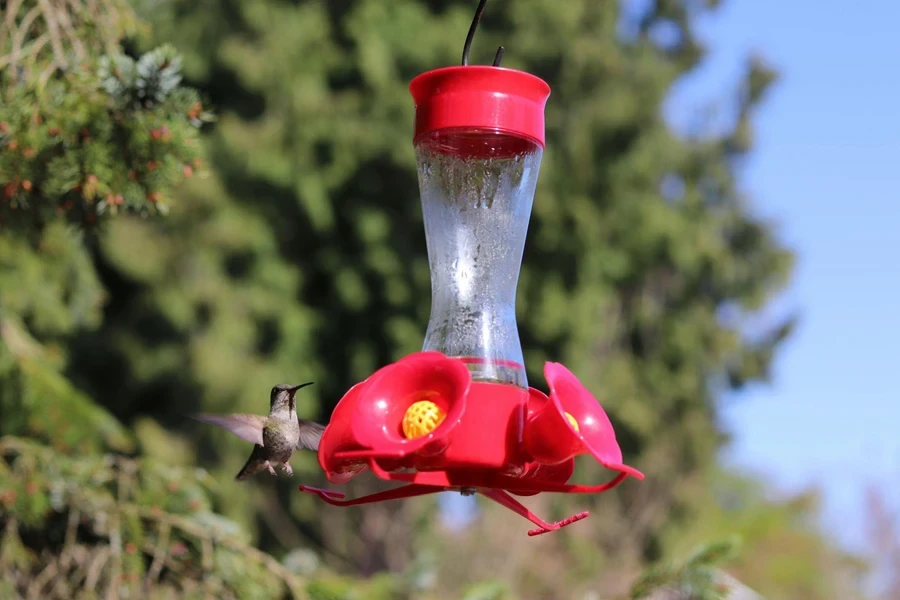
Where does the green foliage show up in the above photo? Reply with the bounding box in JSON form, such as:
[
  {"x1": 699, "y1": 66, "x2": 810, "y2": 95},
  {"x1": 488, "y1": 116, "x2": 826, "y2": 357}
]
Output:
[
  {"x1": 305, "y1": 572, "x2": 408, "y2": 600},
  {"x1": 461, "y1": 581, "x2": 513, "y2": 600},
  {"x1": 0, "y1": 0, "x2": 210, "y2": 234},
  {"x1": 631, "y1": 538, "x2": 741, "y2": 599},
  {"x1": 0, "y1": 0, "x2": 209, "y2": 471},
  {"x1": 0, "y1": 222, "x2": 134, "y2": 455},
  {"x1": 662, "y1": 469, "x2": 868, "y2": 600},
  {"x1": 0, "y1": 436, "x2": 306, "y2": 598},
  {"x1": 0, "y1": 223, "x2": 103, "y2": 336},
  {"x1": 0, "y1": 45, "x2": 209, "y2": 229},
  {"x1": 0, "y1": 349, "x2": 134, "y2": 454}
]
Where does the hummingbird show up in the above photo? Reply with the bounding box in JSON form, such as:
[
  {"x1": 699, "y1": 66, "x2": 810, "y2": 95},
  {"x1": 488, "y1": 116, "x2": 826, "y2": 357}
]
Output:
[{"x1": 190, "y1": 382, "x2": 326, "y2": 480}]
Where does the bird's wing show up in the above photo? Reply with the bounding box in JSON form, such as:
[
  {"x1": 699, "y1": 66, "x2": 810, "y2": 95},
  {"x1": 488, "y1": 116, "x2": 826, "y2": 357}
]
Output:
[
  {"x1": 296, "y1": 420, "x2": 326, "y2": 451},
  {"x1": 191, "y1": 413, "x2": 267, "y2": 447}
]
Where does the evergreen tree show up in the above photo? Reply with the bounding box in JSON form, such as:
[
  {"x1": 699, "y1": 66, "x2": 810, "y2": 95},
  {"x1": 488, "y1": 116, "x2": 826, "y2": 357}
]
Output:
[
  {"x1": 0, "y1": 0, "x2": 209, "y2": 434},
  {"x1": 0, "y1": 2, "x2": 301, "y2": 597}
]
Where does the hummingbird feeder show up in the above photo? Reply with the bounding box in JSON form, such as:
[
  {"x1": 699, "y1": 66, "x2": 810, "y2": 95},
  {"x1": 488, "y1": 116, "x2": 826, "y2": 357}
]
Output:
[{"x1": 300, "y1": 0, "x2": 643, "y2": 536}]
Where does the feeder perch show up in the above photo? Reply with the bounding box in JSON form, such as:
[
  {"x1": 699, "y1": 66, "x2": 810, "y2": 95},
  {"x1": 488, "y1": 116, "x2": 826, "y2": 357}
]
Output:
[{"x1": 300, "y1": 0, "x2": 643, "y2": 536}]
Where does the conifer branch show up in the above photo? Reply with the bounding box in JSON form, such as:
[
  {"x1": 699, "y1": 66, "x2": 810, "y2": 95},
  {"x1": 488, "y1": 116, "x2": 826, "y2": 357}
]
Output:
[{"x1": 0, "y1": 436, "x2": 311, "y2": 599}]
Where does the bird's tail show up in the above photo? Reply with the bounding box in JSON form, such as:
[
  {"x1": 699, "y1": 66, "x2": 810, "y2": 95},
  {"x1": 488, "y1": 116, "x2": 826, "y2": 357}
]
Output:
[{"x1": 235, "y1": 451, "x2": 266, "y2": 481}]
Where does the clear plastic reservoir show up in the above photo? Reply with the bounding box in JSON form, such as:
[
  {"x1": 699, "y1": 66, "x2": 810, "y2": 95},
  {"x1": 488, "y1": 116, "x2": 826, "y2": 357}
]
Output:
[{"x1": 415, "y1": 128, "x2": 543, "y2": 389}]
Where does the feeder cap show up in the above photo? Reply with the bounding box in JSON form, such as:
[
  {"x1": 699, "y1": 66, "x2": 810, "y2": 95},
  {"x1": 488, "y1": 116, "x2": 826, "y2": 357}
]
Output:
[{"x1": 409, "y1": 66, "x2": 551, "y2": 147}]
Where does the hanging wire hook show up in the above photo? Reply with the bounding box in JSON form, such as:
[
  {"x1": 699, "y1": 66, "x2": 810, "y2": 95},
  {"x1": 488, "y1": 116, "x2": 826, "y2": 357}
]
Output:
[
  {"x1": 492, "y1": 46, "x2": 505, "y2": 67},
  {"x1": 461, "y1": 0, "x2": 505, "y2": 67}
]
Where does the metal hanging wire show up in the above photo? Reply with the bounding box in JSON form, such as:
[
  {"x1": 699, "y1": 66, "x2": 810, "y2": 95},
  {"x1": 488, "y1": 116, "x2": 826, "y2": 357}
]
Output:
[{"x1": 461, "y1": 0, "x2": 504, "y2": 67}]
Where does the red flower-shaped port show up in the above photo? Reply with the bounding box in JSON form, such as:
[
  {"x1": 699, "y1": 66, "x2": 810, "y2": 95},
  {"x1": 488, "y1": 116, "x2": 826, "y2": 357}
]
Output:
[
  {"x1": 523, "y1": 362, "x2": 643, "y2": 480},
  {"x1": 317, "y1": 351, "x2": 470, "y2": 483},
  {"x1": 304, "y1": 352, "x2": 643, "y2": 537}
]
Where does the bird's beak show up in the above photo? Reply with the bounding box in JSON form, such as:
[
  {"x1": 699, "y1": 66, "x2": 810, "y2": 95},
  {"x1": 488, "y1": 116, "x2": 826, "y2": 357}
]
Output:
[{"x1": 288, "y1": 382, "x2": 314, "y2": 410}]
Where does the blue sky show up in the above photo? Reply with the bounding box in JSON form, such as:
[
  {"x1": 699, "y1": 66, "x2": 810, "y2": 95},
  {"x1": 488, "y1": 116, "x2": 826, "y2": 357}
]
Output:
[{"x1": 667, "y1": 0, "x2": 900, "y2": 552}]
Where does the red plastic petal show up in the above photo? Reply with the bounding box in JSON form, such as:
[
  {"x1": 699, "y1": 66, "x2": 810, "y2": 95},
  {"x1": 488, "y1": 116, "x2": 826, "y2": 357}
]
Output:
[
  {"x1": 318, "y1": 380, "x2": 370, "y2": 483},
  {"x1": 350, "y1": 351, "x2": 470, "y2": 457},
  {"x1": 544, "y1": 362, "x2": 642, "y2": 479},
  {"x1": 299, "y1": 483, "x2": 441, "y2": 506},
  {"x1": 545, "y1": 363, "x2": 621, "y2": 463}
]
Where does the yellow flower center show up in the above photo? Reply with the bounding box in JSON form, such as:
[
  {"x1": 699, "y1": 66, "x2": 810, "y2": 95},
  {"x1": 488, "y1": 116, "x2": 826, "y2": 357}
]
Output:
[{"x1": 564, "y1": 411, "x2": 579, "y2": 432}]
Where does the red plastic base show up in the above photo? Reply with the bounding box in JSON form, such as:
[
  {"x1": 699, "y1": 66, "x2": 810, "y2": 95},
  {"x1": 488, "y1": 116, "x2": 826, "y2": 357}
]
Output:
[{"x1": 305, "y1": 352, "x2": 643, "y2": 536}]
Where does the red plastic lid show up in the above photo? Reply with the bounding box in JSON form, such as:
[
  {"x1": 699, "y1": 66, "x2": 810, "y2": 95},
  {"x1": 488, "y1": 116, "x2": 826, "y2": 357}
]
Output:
[{"x1": 409, "y1": 66, "x2": 551, "y2": 147}]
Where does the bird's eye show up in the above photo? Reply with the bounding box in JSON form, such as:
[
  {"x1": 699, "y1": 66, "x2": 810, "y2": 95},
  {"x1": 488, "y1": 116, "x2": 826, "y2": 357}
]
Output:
[{"x1": 271, "y1": 387, "x2": 279, "y2": 397}]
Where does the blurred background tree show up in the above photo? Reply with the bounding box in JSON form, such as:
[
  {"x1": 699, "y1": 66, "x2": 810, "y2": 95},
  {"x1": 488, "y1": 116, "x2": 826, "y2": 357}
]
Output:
[
  {"x1": 0, "y1": 0, "x2": 209, "y2": 446},
  {"x1": 0, "y1": 0, "x2": 309, "y2": 597},
  {"x1": 0, "y1": 0, "x2": 873, "y2": 598}
]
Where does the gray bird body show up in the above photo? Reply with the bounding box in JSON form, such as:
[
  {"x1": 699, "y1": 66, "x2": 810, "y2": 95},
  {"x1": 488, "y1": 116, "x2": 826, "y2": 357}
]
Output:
[{"x1": 190, "y1": 383, "x2": 325, "y2": 481}]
